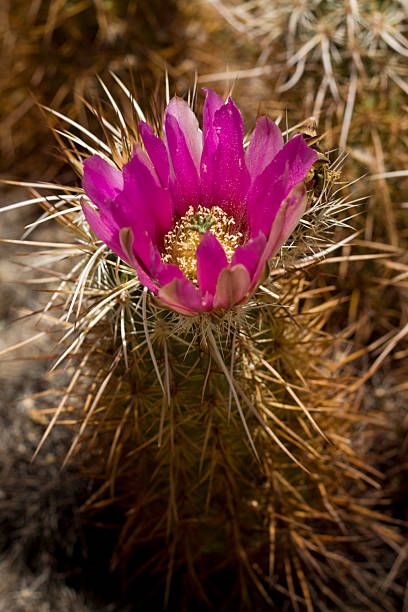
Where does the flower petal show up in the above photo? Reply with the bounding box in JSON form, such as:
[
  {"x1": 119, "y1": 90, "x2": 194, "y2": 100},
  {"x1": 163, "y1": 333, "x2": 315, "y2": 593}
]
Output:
[
  {"x1": 82, "y1": 155, "x2": 123, "y2": 209},
  {"x1": 200, "y1": 89, "x2": 225, "y2": 208},
  {"x1": 158, "y1": 277, "x2": 205, "y2": 316},
  {"x1": 277, "y1": 183, "x2": 308, "y2": 249},
  {"x1": 246, "y1": 116, "x2": 284, "y2": 180},
  {"x1": 200, "y1": 131, "x2": 218, "y2": 209},
  {"x1": 247, "y1": 134, "x2": 317, "y2": 237},
  {"x1": 119, "y1": 227, "x2": 158, "y2": 293},
  {"x1": 202, "y1": 88, "x2": 225, "y2": 139},
  {"x1": 151, "y1": 250, "x2": 185, "y2": 286},
  {"x1": 249, "y1": 185, "x2": 307, "y2": 292},
  {"x1": 277, "y1": 134, "x2": 318, "y2": 188},
  {"x1": 201, "y1": 98, "x2": 250, "y2": 221},
  {"x1": 213, "y1": 264, "x2": 251, "y2": 310},
  {"x1": 164, "y1": 113, "x2": 201, "y2": 216},
  {"x1": 247, "y1": 163, "x2": 289, "y2": 239},
  {"x1": 82, "y1": 199, "x2": 123, "y2": 255},
  {"x1": 122, "y1": 152, "x2": 174, "y2": 245},
  {"x1": 139, "y1": 121, "x2": 170, "y2": 187},
  {"x1": 82, "y1": 199, "x2": 115, "y2": 241},
  {"x1": 196, "y1": 230, "x2": 228, "y2": 295},
  {"x1": 230, "y1": 232, "x2": 267, "y2": 278},
  {"x1": 164, "y1": 96, "x2": 202, "y2": 171}
]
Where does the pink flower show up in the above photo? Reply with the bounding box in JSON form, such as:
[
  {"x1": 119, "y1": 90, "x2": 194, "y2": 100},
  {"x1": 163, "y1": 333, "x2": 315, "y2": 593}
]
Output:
[{"x1": 82, "y1": 89, "x2": 317, "y2": 316}]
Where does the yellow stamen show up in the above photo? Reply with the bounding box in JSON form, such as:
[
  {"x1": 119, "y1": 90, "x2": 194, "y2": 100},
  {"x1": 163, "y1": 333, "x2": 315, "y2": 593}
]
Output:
[{"x1": 162, "y1": 205, "x2": 243, "y2": 283}]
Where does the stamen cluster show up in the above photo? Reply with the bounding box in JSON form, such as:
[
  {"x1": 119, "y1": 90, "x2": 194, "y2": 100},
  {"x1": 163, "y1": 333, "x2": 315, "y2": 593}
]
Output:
[{"x1": 162, "y1": 205, "x2": 242, "y2": 283}]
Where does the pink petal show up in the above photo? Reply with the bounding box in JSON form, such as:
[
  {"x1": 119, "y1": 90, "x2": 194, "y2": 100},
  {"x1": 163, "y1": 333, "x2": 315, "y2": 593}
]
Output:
[
  {"x1": 158, "y1": 277, "x2": 206, "y2": 316},
  {"x1": 200, "y1": 89, "x2": 225, "y2": 208},
  {"x1": 200, "y1": 98, "x2": 250, "y2": 221},
  {"x1": 122, "y1": 152, "x2": 174, "y2": 245},
  {"x1": 196, "y1": 231, "x2": 228, "y2": 295},
  {"x1": 164, "y1": 97, "x2": 202, "y2": 171},
  {"x1": 278, "y1": 134, "x2": 318, "y2": 188},
  {"x1": 249, "y1": 185, "x2": 307, "y2": 292},
  {"x1": 230, "y1": 232, "x2": 266, "y2": 278},
  {"x1": 278, "y1": 184, "x2": 308, "y2": 248},
  {"x1": 202, "y1": 88, "x2": 225, "y2": 139},
  {"x1": 247, "y1": 163, "x2": 289, "y2": 239},
  {"x1": 119, "y1": 225, "x2": 161, "y2": 286},
  {"x1": 213, "y1": 264, "x2": 251, "y2": 310},
  {"x1": 120, "y1": 228, "x2": 188, "y2": 296},
  {"x1": 262, "y1": 184, "x2": 307, "y2": 262},
  {"x1": 246, "y1": 116, "x2": 284, "y2": 180},
  {"x1": 130, "y1": 227, "x2": 157, "y2": 272},
  {"x1": 164, "y1": 113, "x2": 201, "y2": 216},
  {"x1": 200, "y1": 129, "x2": 219, "y2": 208},
  {"x1": 150, "y1": 249, "x2": 185, "y2": 286},
  {"x1": 82, "y1": 197, "x2": 158, "y2": 289},
  {"x1": 132, "y1": 142, "x2": 157, "y2": 175},
  {"x1": 82, "y1": 199, "x2": 124, "y2": 258},
  {"x1": 82, "y1": 155, "x2": 123, "y2": 209},
  {"x1": 119, "y1": 227, "x2": 158, "y2": 293},
  {"x1": 82, "y1": 199, "x2": 116, "y2": 244},
  {"x1": 139, "y1": 121, "x2": 170, "y2": 187},
  {"x1": 247, "y1": 134, "x2": 317, "y2": 237}
]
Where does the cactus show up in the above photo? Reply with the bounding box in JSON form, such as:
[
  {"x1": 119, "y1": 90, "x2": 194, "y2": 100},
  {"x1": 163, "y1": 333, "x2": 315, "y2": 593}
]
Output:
[{"x1": 2, "y1": 76, "x2": 405, "y2": 610}]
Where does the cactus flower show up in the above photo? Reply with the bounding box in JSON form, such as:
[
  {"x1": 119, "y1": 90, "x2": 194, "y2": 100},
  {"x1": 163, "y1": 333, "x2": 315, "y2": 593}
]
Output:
[{"x1": 81, "y1": 89, "x2": 317, "y2": 315}]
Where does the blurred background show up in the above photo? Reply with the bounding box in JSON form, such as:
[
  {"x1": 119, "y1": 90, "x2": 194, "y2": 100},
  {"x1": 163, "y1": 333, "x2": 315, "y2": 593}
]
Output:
[{"x1": 0, "y1": 1, "x2": 407, "y2": 609}]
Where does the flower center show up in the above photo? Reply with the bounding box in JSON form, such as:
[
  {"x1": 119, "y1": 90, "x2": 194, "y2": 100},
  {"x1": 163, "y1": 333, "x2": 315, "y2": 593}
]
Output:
[{"x1": 162, "y1": 205, "x2": 243, "y2": 283}]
